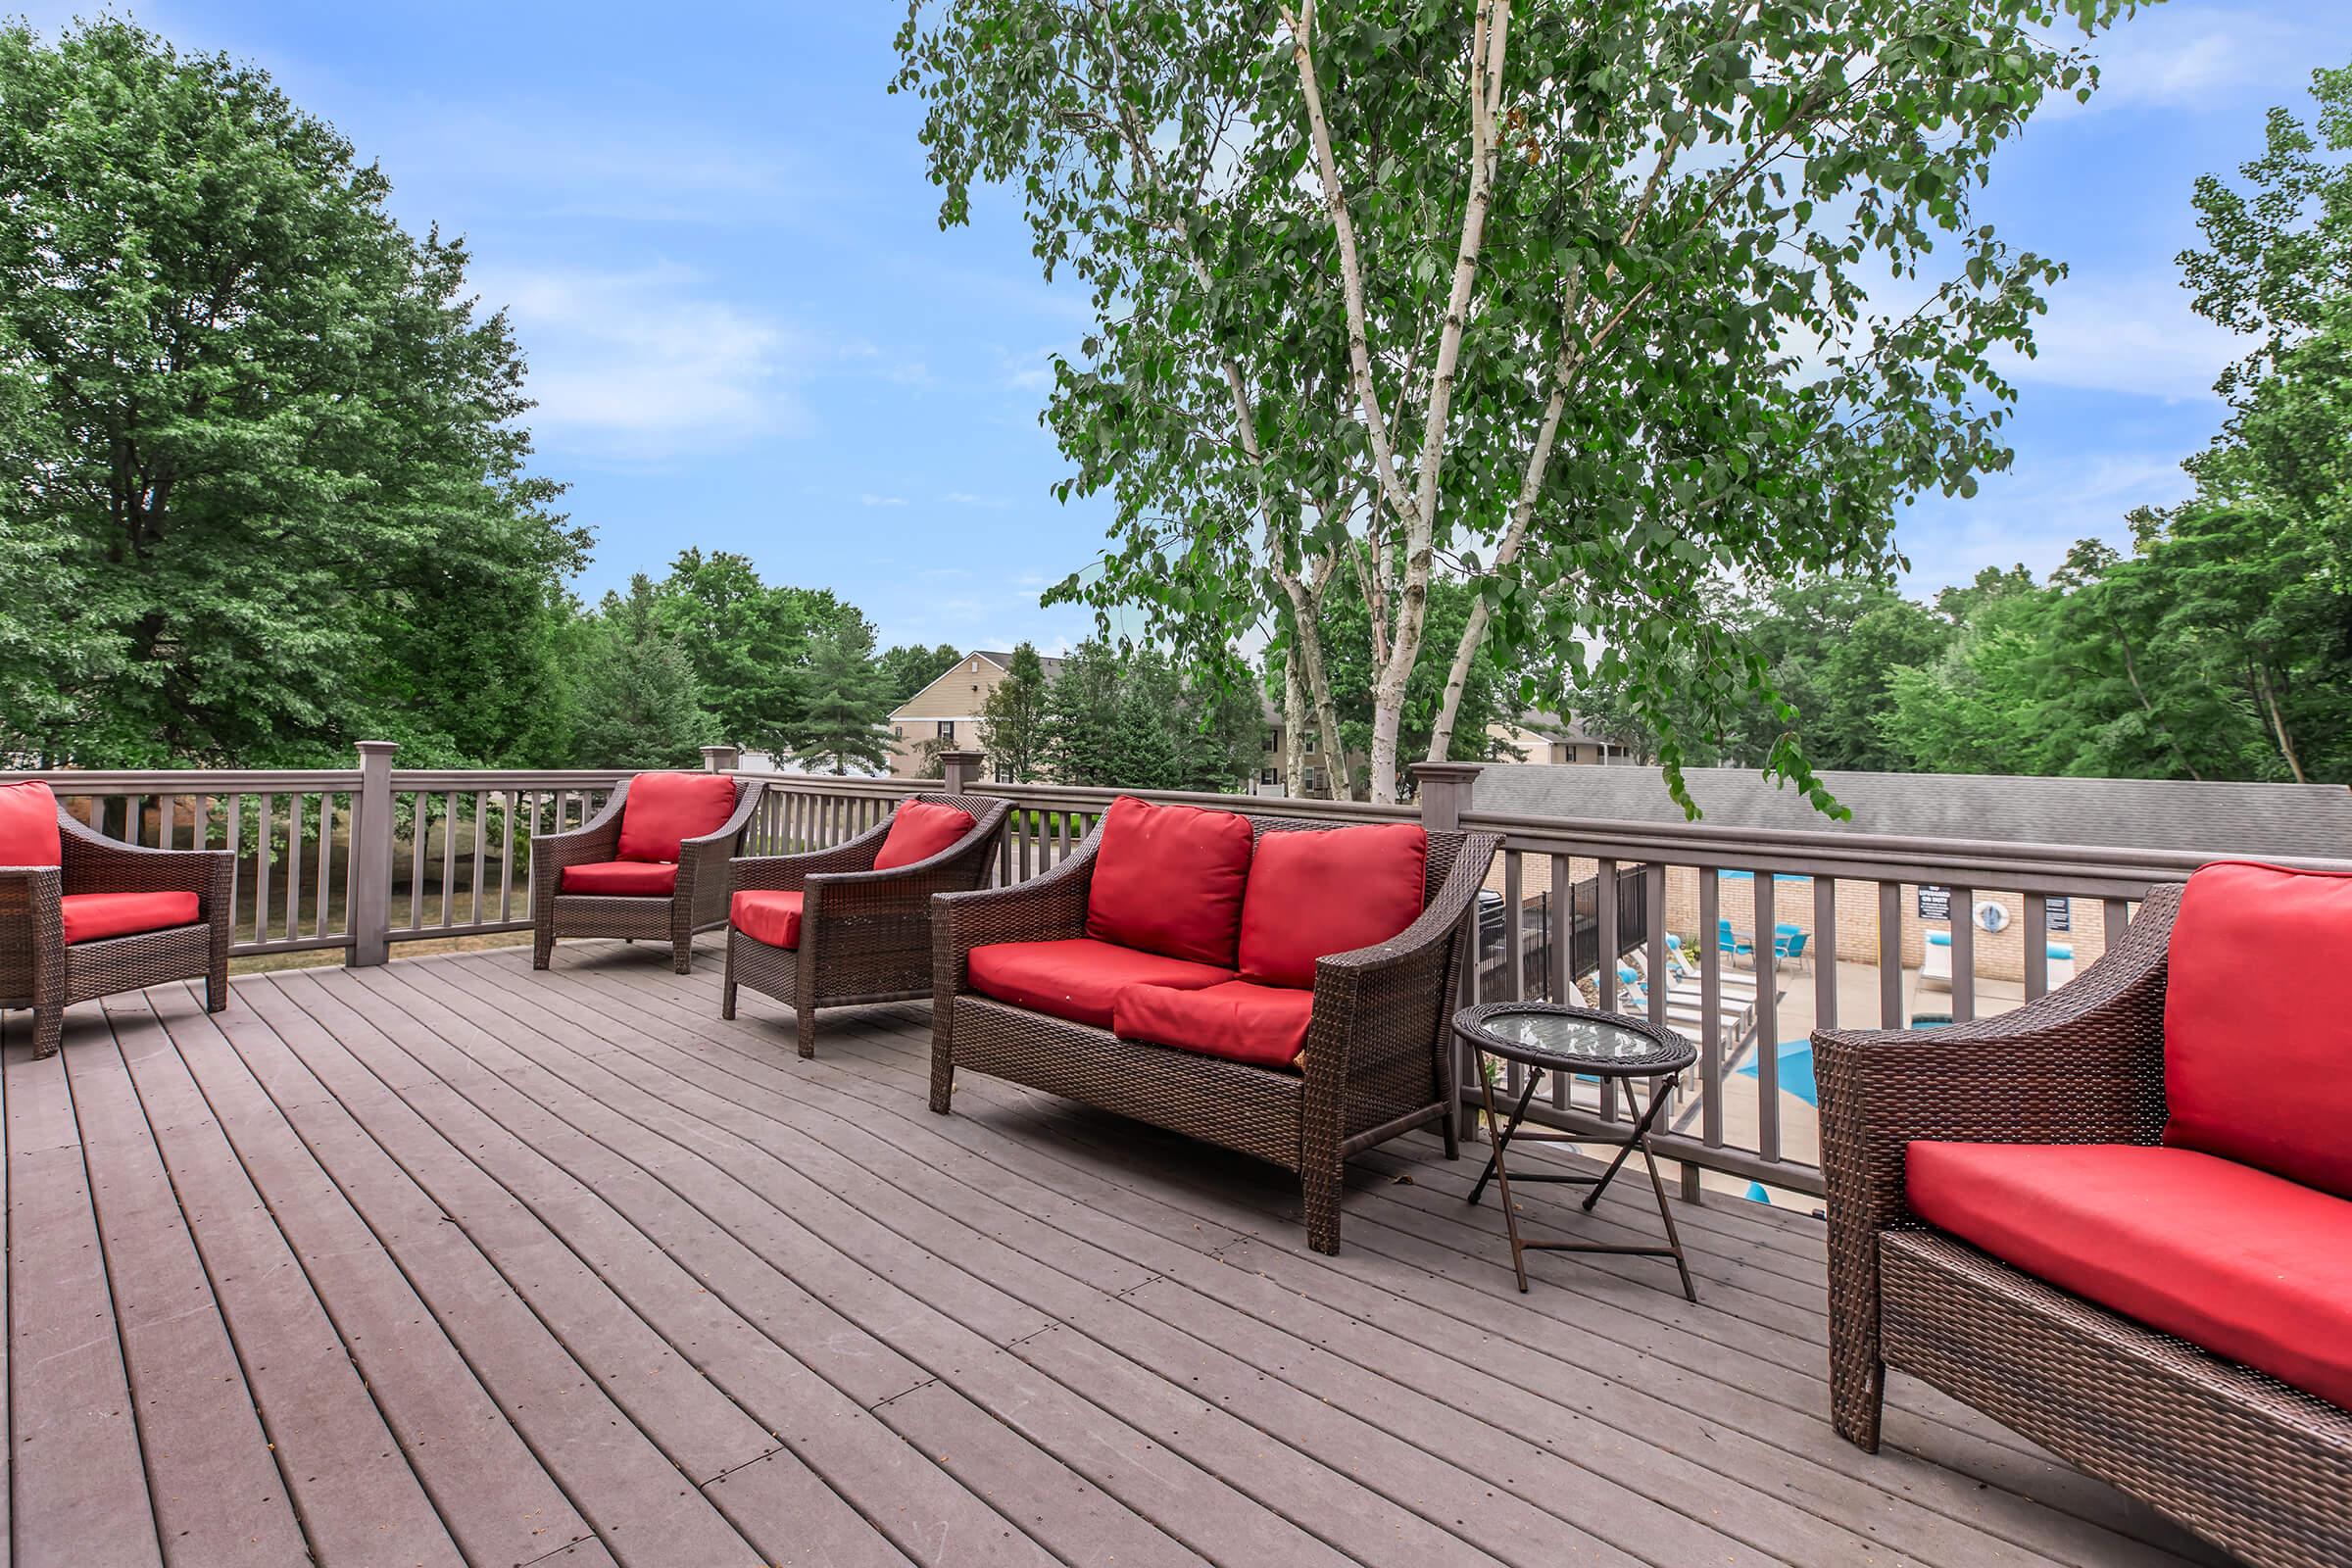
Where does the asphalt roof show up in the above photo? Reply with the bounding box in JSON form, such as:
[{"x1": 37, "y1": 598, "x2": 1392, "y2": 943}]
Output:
[{"x1": 1471, "y1": 763, "x2": 2352, "y2": 858}]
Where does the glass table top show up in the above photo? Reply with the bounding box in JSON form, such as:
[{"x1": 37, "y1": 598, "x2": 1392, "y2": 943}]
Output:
[{"x1": 1460, "y1": 1005, "x2": 1695, "y2": 1072}]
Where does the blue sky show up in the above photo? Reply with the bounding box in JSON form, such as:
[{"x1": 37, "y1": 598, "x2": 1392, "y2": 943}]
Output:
[{"x1": 27, "y1": 2, "x2": 2352, "y2": 648}]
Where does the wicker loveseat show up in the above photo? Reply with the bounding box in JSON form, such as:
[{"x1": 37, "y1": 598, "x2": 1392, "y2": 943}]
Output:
[
  {"x1": 722, "y1": 792, "x2": 1008, "y2": 1056},
  {"x1": 929, "y1": 795, "x2": 1499, "y2": 1254},
  {"x1": 1, "y1": 781, "x2": 232, "y2": 1058},
  {"x1": 531, "y1": 772, "x2": 761, "y2": 974},
  {"x1": 1816, "y1": 866, "x2": 2352, "y2": 1568}
]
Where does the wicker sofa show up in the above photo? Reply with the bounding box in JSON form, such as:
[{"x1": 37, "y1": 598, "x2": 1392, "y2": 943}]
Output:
[
  {"x1": 929, "y1": 796, "x2": 1499, "y2": 1254},
  {"x1": 722, "y1": 792, "x2": 1008, "y2": 1056},
  {"x1": 1816, "y1": 870, "x2": 2352, "y2": 1568},
  {"x1": 1, "y1": 782, "x2": 232, "y2": 1058},
  {"x1": 531, "y1": 772, "x2": 761, "y2": 974}
]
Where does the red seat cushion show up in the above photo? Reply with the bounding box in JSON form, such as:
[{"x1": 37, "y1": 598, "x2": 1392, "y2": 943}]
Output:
[
  {"x1": 560, "y1": 859, "x2": 677, "y2": 896},
  {"x1": 1084, "y1": 796, "x2": 1254, "y2": 967},
  {"x1": 60, "y1": 891, "x2": 201, "y2": 945},
  {"x1": 730, "y1": 891, "x2": 803, "y2": 950},
  {"x1": 2164, "y1": 860, "x2": 2352, "y2": 1198},
  {"x1": 1112, "y1": 979, "x2": 1315, "y2": 1070},
  {"x1": 1908, "y1": 1141, "x2": 2352, "y2": 1411},
  {"x1": 965, "y1": 938, "x2": 1233, "y2": 1030},
  {"x1": 0, "y1": 780, "x2": 62, "y2": 869},
  {"x1": 616, "y1": 773, "x2": 738, "y2": 863},
  {"x1": 873, "y1": 800, "x2": 977, "y2": 871},
  {"x1": 1238, "y1": 822, "x2": 1428, "y2": 988}
]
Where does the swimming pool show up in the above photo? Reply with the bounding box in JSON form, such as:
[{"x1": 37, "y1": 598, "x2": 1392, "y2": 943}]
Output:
[{"x1": 1737, "y1": 1040, "x2": 1818, "y2": 1107}]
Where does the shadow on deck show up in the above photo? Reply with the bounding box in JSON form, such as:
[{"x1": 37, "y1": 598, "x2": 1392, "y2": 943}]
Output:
[{"x1": 1, "y1": 937, "x2": 2231, "y2": 1567}]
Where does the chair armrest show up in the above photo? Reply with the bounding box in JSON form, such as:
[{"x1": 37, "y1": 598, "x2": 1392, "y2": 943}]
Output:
[
  {"x1": 528, "y1": 786, "x2": 625, "y2": 877},
  {"x1": 58, "y1": 815, "x2": 234, "y2": 905},
  {"x1": 1815, "y1": 881, "x2": 2175, "y2": 1232},
  {"x1": 730, "y1": 813, "x2": 892, "y2": 893},
  {"x1": 932, "y1": 828, "x2": 1098, "y2": 997},
  {"x1": 801, "y1": 800, "x2": 1009, "y2": 918}
]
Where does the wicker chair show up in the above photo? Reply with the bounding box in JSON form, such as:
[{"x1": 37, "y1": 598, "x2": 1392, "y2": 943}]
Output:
[
  {"x1": 1, "y1": 799, "x2": 232, "y2": 1058},
  {"x1": 530, "y1": 775, "x2": 761, "y2": 974},
  {"x1": 720, "y1": 793, "x2": 1008, "y2": 1057},
  {"x1": 1815, "y1": 881, "x2": 2352, "y2": 1568},
  {"x1": 929, "y1": 810, "x2": 1500, "y2": 1254}
]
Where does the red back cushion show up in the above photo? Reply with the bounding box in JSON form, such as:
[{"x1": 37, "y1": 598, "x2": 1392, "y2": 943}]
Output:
[
  {"x1": 873, "y1": 800, "x2": 977, "y2": 871},
  {"x1": 2164, "y1": 860, "x2": 2352, "y2": 1198},
  {"x1": 0, "y1": 780, "x2": 62, "y2": 868},
  {"x1": 615, "y1": 773, "x2": 738, "y2": 863},
  {"x1": 1239, "y1": 822, "x2": 1429, "y2": 988},
  {"x1": 1084, "y1": 796, "x2": 1255, "y2": 967}
]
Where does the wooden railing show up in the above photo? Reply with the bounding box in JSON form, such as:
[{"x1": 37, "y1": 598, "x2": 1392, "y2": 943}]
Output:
[{"x1": 16, "y1": 743, "x2": 2348, "y2": 1201}]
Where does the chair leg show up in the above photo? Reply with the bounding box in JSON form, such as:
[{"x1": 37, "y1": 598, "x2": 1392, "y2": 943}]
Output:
[
  {"x1": 1832, "y1": 1353, "x2": 1886, "y2": 1453},
  {"x1": 720, "y1": 940, "x2": 738, "y2": 1020},
  {"x1": 1303, "y1": 1167, "x2": 1343, "y2": 1255},
  {"x1": 533, "y1": 926, "x2": 554, "y2": 970},
  {"x1": 207, "y1": 974, "x2": 228, "y2": 1013},
  {"x1": 32, "y1": 1002, "x2": 63, "y2": 1060},
  {"x1": 796, "y1": 1006, "x2": 817, "y2": 1059},
  {"x1": 671, "y1": 934, "x2": 694, "y2": 975},
  {"x1": 929, "y1": 1050, "x2": 955, "y2": 1114}
]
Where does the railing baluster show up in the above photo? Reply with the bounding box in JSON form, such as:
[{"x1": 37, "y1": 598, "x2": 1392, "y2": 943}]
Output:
[
  {"x1": 1812, "y1": 874, "x2": 1838, "y2": 1034},
  {"x1": 1501, "y1": 850, "x2": 1524, "y2": 1003},
  {"x1": 316, "y1": 791, "x2": 335, "y2": 940},
  {"x1": 500, "y1": 791, "x2": 517, "y2": 923},
  {"x1": 1949, "y1": 884, "x2": 1976, "y2": 1023},
  {"x1": 1753, "y1": 869, "x2": 1779, "y2": 1164},
  {"x1": 1697, "y1": 868, "x2": 1724, "y2": 1152},
  {"x1": 226, "y1": 793, "x2": 244, "y2": 929},
  {"x1": 286, "y1": 793, "x2": 306, "y2": 941},
  {"x1": 2104, "y1": 896, "x2": 2131, "y2": 944},
  {"x1": 469, "y1": 790, "x2": 487, "y2": 928},
  {"x1": 1878, "y1": 881, "x2": 1903, "y2": 1027},
  {"x1": 2024, "y1": 891, "x2": 2049, "y2": 1001},
  {"x1": 1547, "y1": 853, "x2": 1572, "y2": 1111},
  {"x1": 1596, "y1": 858, "x2": 1620, "y2": 1122},
  {"x1": 409, "y1": 792, "x2": 429, "y2": 930},
  {"x1": 254, "y1": 793, "x2": 273, "y2": 944}
]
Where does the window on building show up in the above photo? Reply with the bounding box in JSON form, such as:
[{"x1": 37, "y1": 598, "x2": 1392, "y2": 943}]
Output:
[
  {"x1": 1259, "y1": 768, "x2": 1276, "y2": 785},
  {"x1": 1261, "y1": 732, "x2": 1275, "y2": 752},
  {"x1": 937, "y1": 720, "x2": 956, "y2": 740}
]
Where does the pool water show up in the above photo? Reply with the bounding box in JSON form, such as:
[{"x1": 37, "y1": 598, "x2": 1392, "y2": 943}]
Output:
[{"x1": 1737, "y1": 1041, "x2": 1818, "y2": 1107}]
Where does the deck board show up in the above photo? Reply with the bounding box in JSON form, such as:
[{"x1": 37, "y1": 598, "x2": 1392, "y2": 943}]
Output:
[{"x1": 2, "y1": 937, "x2": 2235, "y2": 1568}]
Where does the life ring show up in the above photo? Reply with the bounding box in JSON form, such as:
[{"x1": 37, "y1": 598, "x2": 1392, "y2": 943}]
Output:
[{"x1": 1974, "y1": 899, "x2": 2011, "y2": 934}]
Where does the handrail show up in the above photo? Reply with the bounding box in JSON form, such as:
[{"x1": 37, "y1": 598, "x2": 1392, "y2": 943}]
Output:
[{"x1": 18, "y1": 748, "x2": 2348, "y2": 1204}]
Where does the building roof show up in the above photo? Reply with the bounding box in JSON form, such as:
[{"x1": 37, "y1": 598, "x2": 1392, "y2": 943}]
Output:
[
  {"x1": 1472, "y1": 763, "x2": 2352, "y2": 859},
  {"x1": 969, "y1": 650, "x2": 1066, "y2": 680}
]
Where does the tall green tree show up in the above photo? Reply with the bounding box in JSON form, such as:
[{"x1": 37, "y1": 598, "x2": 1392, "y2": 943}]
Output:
[
  {"x1": 567, "y1": 577, "x2": 716, "y2": 770},
  {"x1": 897, "y1": 0, "x2": 2130, "y2": 810},
  {"x1": 649, "y1": 548, "x2": 857, "y2": 756},
  {"x1": 0, "y1": 20, "x2": 583, "y2": 766},
  {"x1": 977, "y1": 642, "x2": 1050, "y2": 781},
  {"x1": 788, "y1": 620, "x2": 897, "y2": 775}
]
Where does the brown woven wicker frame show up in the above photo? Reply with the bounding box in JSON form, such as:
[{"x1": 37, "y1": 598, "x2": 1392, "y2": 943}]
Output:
[
  {"x1": 720, "y1": 794, "x2": 1009, "y2": 1057},
  {"x1": 1815, "y1": 881, "x2": 2352, "y2": 1568},
  {"x1": 0, "y1": 807, "x2": 233, "y2": 1057},
  {"x1": 530, "y1": 776, "x2": 761, "y2": 975},
  {"x1": 929, "y1": 810, "x2": 1500, "y2": 1255}
]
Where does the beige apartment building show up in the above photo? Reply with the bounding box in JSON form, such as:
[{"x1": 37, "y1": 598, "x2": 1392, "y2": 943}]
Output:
[{"x1": 885, "y1": 649, "x2": 1063, "y2": 779}]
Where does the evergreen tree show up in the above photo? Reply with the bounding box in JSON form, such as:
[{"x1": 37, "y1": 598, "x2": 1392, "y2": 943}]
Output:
[
  {"x1": 977, "y1": 642, "x2": 1050, "y2": 781},
  {"x1": 878, "y1": 642, "x2": 964, "y2": 702},
  {"x1": 650, "y1": 549, "x2": 858, "y2": 756},
  {"x1": 788, "y1": 620, "x2": 896, "y2": 775},
  {"x1": 567, "y1": 577, "x2": 716, "y2": 769}
]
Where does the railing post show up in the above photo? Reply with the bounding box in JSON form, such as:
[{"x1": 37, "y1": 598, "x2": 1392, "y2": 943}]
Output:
[
  {"x1": 702, "y1": 744, "x2": 741, "y2": 772},
  {"x1": 1411, "y1": 761, "x2": 1482, "y2": 831},
  {"x1": 347, "y1": 741, "x2": 396, "y2": 967},
  {"x1": 1413, "y1": 761, "x2": 1484, "y2": 1143},
  {"x1": 939, "y1": 749, "x2": 984, "y2": 795}
]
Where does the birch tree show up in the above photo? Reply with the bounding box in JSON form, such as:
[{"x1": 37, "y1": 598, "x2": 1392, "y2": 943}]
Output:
[{"x1": 897, "y1": 0, "x2": 2136, "y2": 808}]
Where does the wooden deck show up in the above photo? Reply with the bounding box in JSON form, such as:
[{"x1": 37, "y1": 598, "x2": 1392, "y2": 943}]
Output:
[{"x1": 1, "y1": 937, "x2": 2232, "y2": 1568}]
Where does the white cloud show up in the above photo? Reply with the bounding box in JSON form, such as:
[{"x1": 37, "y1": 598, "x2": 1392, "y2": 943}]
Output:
[
  {"x1": 2057, "y1": 7, "x2": 2304, "y2": 118},
  {"x1": 941, "y1": 491, "x2": 1012, "y2": 510},
  {"x1": 1896, "y1": 450, "x2": 2196, "y2": 593},
  {"x1": 480, "y1": 262, "x2": 805, "y2": 458},
  {"x1": 859, "y1": 493, "x2": 908, "y2": 508},
  {"x1": 2001, "y1": 270, "x2": 2242, "y2": 404}
]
